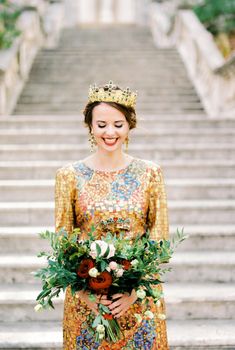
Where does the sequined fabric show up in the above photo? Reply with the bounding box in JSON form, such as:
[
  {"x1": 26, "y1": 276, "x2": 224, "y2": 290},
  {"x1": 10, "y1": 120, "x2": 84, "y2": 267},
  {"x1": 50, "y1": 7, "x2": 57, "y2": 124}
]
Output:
[{"x1": 55, "y1": 157, "x2": 169, "y2": 350}]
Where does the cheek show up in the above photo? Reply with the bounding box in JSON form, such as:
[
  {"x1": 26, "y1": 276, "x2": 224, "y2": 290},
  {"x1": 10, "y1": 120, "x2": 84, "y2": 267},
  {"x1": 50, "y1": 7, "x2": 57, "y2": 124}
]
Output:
[
  {"x1": 92, "y1": 127, "x2": 104, "y2": 138},
  {"x1": 120, "y1": 126, "x2": 129, "y2": 138}
]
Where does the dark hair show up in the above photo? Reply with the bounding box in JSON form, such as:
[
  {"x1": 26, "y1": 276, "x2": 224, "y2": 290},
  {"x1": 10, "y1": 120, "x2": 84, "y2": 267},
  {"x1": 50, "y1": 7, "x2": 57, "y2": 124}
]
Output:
[{"x1": 82, "y1": 85, "x2": 137, "y2": 133}]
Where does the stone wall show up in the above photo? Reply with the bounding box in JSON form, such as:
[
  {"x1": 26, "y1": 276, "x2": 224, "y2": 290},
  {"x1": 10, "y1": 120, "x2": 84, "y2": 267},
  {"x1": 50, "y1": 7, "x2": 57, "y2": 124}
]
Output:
[{"x1": 149, "y1": 2, "x2": 235, "y2": 118}]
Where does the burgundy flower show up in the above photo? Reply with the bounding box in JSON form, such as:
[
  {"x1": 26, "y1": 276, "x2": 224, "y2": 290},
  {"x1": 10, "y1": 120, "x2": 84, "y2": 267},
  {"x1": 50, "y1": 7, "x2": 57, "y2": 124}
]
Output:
[
  {"x1": 89, "y1": 271, "x2": 112, "y2": 291},
  {"x1": 121, "y1": 259, "x2": 131, "y2": 271},
  {"x1": 77, "y1": 259, "x2": 95, "y2": 278}
]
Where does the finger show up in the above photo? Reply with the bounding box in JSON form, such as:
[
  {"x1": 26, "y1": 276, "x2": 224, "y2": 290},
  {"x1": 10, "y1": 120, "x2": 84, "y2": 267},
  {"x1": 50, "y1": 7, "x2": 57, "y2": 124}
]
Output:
[
  {"x1": 115, "y1": 309, "x2": 125, "y2": 318},
  {"x1": 111, "y1": 305, "x2": 123, "y2": 316},
  {"x1": 108, "y1": 299, "x2": 122, "y2": 310},
  {"x1": 111, "y1": 293, "x2": 124, "y2": 300},
  {"x1": 99, "y1": 299, "x2": 112, "y2": 306}
]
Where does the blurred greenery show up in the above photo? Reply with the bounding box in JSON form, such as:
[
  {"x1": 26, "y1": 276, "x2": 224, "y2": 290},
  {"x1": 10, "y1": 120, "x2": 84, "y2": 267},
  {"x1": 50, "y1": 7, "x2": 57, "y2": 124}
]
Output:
[
  {"x1": 153, "y1": 0, "x2": 235, "y2": 57},
  {"x1": 0, "y1": 0, "x2": 22, "y2": 49},
  {"x1": 193, "y1": 0, "x2": 235, "y2": 35}
]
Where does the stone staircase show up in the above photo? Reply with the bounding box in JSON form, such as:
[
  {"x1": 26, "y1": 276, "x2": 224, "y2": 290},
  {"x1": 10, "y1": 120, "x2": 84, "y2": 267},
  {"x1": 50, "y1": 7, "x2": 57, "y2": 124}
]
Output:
[{"x1": 0, "y1": 25, "x2": 235, "y2": 349}]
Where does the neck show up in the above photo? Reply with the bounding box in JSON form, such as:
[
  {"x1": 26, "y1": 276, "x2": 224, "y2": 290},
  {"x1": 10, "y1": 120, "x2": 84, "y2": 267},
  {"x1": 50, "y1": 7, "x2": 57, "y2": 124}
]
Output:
[{"x1": 93, "y1": 149, "x2": 130, "y2": 170}]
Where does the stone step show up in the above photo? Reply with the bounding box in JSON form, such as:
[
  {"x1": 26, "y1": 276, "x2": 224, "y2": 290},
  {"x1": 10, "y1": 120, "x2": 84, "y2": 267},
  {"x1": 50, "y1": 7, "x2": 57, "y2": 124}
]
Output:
[
  {"x1": 0, "y1": 319, "x2": 234, "y2": 349},
  {"x1": 0, "y1": 251, "x2": 234, "y2": 284},
  {"x1": 0, "y1": 321, "x2": 62, "y2": 349},
  {"x1": 167, "y1": 319, "x2": 235, "y2": 349},
  {"x1": 1, "y1": 128, "x2": 234, "y2": 144},
  {"x1": 0, "y1": 143, "x2": 234, "y2": 161},
  {"x1": 18, "y1": 101, "x2": 203, "y2": 110},
  {"x1": 3, "y1": 116, "x2": 235, "y2": 129},
  {"x1": 19, "y1": 86, "x2": 199, "y2": 96},
  {"x1": 1, "y1": 225, "x2": 234, "y2": 254},
  {"x1": 14, "y1": 106, "x2": 204, "y2": 115},
  {"x1": 0, "y1": 282, "x2": 234, "y2": 322},
  {"x1": 28, "y1": 66, "x2": 190, "y2": 75},
  {"x1": 25, "y1": 78, "x2": 194, "y2": 87},
  {"x1": 167, "y1": 251, "x2": 235, "y2": 283},
  {"x1": 1, "y1": 178, "x2": 235, "y2": 201},
  {"x1": 1, "y1": 200, "x2": 235, "y2": 226},
  {"x1": 19, "y1": 95, "x2": 200, "y2": 104},
  {"x1": 0, "y1": 226, "x2": 52, "y2": 253},
  {"x1": 1, "y1": 160, "x2": 235, "y2": 179}
]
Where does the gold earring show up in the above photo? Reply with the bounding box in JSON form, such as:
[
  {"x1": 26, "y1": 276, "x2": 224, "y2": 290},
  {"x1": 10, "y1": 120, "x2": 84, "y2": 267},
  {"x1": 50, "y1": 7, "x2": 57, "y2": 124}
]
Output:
[
  {"x1": 88, "y1": 131, "x2": 96, "y2": 152},
  {"x1": 125, "y1": 135, "x2": 129, "y2": 153}
]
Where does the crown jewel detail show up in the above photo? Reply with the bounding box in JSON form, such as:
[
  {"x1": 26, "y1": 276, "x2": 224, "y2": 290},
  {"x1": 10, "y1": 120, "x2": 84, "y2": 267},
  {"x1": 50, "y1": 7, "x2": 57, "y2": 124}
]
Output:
[{"x1": 88, "y1": 80, "x2": 137, "y2": 108}]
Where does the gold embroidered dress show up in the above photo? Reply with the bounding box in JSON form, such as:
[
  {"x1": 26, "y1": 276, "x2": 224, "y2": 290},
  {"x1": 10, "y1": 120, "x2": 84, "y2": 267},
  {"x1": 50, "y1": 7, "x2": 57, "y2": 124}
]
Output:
[{"x1": 55, "y1": 156, "x2": 169, "y2": 350}]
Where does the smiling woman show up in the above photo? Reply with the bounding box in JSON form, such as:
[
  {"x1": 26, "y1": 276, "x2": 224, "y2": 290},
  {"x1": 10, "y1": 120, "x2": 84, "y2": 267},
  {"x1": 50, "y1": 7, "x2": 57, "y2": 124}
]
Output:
[
  {"x1": 82, "y1": 83, "x2": 137, "y2": 171},
  {"x1": 55, "y1": 81, "x2": 170, "y2": 349}
]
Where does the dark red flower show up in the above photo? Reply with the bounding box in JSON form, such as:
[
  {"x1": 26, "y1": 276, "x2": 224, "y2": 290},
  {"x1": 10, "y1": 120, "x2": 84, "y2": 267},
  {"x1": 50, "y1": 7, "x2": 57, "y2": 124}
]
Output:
[
  {"x1": 89, "y1": 271, "x2": 112, "y2": 291},
  {"x1": 103, "y1": 313, "x2": 113, "y2": 320},
  {"x1": 121, "y1": 259, "x2": 131, "y2": 270},
  {"x1": 77, "y1": 259, "x2": 95, "y2": 278}
]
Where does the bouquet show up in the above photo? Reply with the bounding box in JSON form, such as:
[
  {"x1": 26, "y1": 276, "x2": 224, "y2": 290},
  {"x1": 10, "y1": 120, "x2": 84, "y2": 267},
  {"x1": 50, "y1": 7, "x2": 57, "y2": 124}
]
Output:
[{"x1": 34, "y1": 225, "x2": 186, "y2": 342}]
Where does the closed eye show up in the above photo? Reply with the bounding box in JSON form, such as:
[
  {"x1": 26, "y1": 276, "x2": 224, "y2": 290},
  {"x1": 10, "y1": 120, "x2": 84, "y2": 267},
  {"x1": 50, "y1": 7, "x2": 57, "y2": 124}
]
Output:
[{"x1": 98, "y1": 125, "x2": 123, "y2": 128}]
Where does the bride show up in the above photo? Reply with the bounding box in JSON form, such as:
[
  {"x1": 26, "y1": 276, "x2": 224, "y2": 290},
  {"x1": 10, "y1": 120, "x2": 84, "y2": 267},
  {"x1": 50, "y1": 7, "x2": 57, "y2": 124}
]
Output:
[{"x1": 55, "y1": 81, "x2": 169, "y2": 349}]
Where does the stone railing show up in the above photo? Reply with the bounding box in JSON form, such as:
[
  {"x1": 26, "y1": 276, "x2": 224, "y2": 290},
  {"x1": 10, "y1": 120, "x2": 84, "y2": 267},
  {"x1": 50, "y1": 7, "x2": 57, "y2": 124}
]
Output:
[
  {"x1": 0, "y1": 1, "x2": 64, "y2": 116},
  {"x1": 149, "y1": 3, "x2": 235, "y2": 118}
]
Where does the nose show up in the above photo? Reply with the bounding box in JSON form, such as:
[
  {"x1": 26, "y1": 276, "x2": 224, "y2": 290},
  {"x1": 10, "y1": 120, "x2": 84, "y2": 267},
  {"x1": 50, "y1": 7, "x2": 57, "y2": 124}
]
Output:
[{"x1": 104, "y1": 125, "x2": 116, "y2": 136}]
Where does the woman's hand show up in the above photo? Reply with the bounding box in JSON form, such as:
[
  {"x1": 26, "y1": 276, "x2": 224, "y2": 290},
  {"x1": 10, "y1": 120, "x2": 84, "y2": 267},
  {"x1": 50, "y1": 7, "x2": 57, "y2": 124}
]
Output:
[
  {"x1": 77, "y1": 290, "x2": 100, "y2": 315},
  {"x1": 77, "y1": 291, "x2": 113, "y2": 315},
  {"x1": 107, "y1": 289, "x2": 137, "y2": 318}
]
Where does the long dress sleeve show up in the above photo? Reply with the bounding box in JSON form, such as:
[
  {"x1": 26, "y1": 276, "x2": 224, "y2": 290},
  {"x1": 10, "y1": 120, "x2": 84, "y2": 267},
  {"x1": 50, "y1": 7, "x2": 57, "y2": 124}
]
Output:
[
  {"x1": 146, "y1": 164, "x2": 170, "y2": 350},
  {"x1": 55, "y1": 165, "x2": 76, "y2": 235},
  {"x1": 147, "y1": 165, "x2": 169, "y2": 241}
]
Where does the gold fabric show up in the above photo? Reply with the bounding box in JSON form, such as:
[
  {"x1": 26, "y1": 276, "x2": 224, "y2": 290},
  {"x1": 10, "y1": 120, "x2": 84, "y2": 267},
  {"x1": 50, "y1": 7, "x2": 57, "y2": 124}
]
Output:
[{"x1": 55, "y1": 157, "x2": 170, "y2": 350}]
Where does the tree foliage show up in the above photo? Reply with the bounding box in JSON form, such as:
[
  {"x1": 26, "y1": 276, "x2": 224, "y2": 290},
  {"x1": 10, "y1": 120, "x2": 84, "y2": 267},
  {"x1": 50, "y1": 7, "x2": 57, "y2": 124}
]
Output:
[
  {"x1": 0, "y1": 0, "x2": 22, "y2": 49},
  {"x1": 193, "y1": 0, "x2": 235, "y2": 35}
]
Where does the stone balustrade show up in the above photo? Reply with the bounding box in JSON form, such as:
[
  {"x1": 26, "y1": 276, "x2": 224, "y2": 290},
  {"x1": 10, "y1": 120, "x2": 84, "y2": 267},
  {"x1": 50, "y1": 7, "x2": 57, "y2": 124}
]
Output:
[
  {"x1": 0, "y1": 1, "x2": 64, "y2": 116},
  {"x1": 149, "y1": 3, "x2": 235, "y2": 118}
]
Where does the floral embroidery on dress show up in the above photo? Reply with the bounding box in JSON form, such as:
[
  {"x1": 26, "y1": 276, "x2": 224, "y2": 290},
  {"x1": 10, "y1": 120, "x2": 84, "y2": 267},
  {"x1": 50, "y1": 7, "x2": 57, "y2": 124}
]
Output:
[
  {"x1": 111, "y1": 172, "x2": 140, "y2": 201},
  {"x1": 73, "y1": 161, "x2": 94, "y2": 192}
]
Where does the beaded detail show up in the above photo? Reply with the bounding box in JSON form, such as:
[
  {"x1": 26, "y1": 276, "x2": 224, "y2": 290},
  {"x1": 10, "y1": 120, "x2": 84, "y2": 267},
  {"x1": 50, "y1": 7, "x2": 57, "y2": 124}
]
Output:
[{"x1": 55, "y1": 157, "x2": 170, "y2": 349}]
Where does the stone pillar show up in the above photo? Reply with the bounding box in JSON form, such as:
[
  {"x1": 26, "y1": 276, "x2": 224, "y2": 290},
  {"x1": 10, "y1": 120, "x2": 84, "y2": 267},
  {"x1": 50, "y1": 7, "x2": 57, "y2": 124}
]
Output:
[
  {"x1": 78, "y1": 0, "x2": 97, "y2": 23},
  {"x1": 136, "y1": 0, "x2": 151, "y2": 26},
  {"x1": 116, "y1": 0, "x2": 136, "y2": 23},
  {"x1": 99, "y1": 0, "x2": 114, "y2": 23},
  {"x1": 64, "y1": 0, "x2": 79, "y2": 26}
]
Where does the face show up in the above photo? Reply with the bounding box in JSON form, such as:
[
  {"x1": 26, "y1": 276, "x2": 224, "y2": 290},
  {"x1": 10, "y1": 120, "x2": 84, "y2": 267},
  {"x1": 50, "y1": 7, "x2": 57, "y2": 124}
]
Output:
[{"x1": 91, "y1": 102, "x2": 129, "y2": 152}]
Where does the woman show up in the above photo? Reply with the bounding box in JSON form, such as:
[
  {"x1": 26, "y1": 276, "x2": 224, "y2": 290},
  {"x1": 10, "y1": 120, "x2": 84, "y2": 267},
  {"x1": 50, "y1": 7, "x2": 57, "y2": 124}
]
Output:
[{"x1": 55, "y1": 81, "x2": 169, "y2": 349}]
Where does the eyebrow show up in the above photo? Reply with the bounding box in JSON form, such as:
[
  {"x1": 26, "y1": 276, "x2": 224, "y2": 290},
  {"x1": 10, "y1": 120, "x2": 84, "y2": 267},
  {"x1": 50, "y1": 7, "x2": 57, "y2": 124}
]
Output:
[{"x1": 96, "y1": 120, "x2": 125, "y2": 123}]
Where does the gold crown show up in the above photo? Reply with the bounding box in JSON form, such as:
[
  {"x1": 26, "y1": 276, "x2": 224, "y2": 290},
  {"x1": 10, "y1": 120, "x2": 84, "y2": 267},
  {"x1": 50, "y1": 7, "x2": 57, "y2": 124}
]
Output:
[{"x1": 88, "y1": 80, "x2": 137, "y2": 108}]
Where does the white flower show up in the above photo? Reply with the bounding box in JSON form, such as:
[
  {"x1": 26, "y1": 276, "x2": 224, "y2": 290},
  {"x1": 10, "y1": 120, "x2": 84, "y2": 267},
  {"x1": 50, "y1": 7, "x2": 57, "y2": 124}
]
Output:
[
  {"x1": 157, "y1": 313, "x2": 166, "y2": 320},
  {"x1": 144, "y1": 310, "x2": 154, "y2": 319},
  {"x1": 115, "y1": 268, "x2": 124, "y2": 277},
  {"x1": 34, "y1": 304, "x2": 43, "y2": 312},
  {"x1": 136, "y1": 289, "x2": 146, "y2": 300},
  {"x1": 96, "y1": 324, "x2": 105, "y2": 333},
  {"x1": 90, "y1": 240, "x2": 116, "y2": 259},
  {"x1": 109, "y1": 261, "x2": 118, "y2": 270},
  {"x1": 88, "y1": 267, "x2": 100, "y2": 277},
  {"x1": 99, "y1": 333, "x2": 105, "y2": 340},
  {"x1": 106, "y1": 243, "x2": 115, "y2": 259},
  {"x1": 90, "y1": 245, "x2": 98, "y2": 259},
  {"x1": 152, "y1": 288, "x2": 163, "y2": 299},
  {"x1": 131, "y1": 259, "x2": 139, "y2": 267},
  {"x1": 156, "y1": 300, "x2": 161, "y2": 307},
  {"x1": 134, "y1": 313, "x2": 142, "y2": 323}
]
